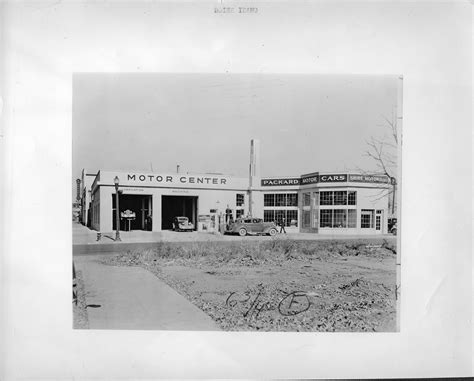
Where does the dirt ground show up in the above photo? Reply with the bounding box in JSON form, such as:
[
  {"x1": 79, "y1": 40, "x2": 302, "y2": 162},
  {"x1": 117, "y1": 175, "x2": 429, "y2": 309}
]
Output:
[{"x1": 103, "y1": 239, "x2": 397, "y2": 332}]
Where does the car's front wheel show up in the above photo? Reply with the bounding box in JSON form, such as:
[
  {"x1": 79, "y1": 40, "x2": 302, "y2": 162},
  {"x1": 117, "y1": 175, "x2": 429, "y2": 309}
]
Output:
[
  {"x1": 268, "y1": 228, "x2": 277, "y2": 236},
  {"x1": 238, "y1": 228, "x2": 247, "y2": 237}
]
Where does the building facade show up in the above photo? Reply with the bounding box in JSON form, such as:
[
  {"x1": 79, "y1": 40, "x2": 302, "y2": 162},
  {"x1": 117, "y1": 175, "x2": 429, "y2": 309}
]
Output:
[{"x1": 79, "y1": 140, "x2": 393, "y2": 235}]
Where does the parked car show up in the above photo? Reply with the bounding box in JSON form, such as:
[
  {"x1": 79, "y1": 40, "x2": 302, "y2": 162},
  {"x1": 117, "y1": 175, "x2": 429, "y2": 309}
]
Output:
[
  {"x1": 388, "y1": 218, "x2": 397, "y2": 235},
  {"x1": 390, "y1": 222, "x2": 398, "y2": 235},
  {"x1": 172, "y1": 216, "x2": 194, "y2": 232},
  {"x1": 227, "y1": 217, "x2": 278, "y2": 237}
]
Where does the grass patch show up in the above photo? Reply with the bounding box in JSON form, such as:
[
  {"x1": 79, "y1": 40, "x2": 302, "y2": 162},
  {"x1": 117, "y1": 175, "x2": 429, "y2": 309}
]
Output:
[{"x1": 109, "y1": 238, "x2": 396, "y2": 268}]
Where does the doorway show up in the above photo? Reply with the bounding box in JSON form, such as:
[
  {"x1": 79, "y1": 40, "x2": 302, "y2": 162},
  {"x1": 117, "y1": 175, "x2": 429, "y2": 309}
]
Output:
[
  {"x1": 112, "y1": 194, "x2": 153, "y2": 231},
  {"x1": 161, "y1": 195, "x2": 198, "y2": 230}
]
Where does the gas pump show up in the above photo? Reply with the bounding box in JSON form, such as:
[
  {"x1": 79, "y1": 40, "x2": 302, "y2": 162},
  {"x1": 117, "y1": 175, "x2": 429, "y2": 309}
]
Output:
[{"x1": 209, "y1": 208, "x2": 218, "y2": 233}]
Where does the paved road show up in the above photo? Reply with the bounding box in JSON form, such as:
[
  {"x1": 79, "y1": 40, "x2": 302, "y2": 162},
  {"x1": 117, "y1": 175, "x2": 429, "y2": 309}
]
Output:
[{"x1": 75, "y1": 255, "x2": 220, "y2": 330}]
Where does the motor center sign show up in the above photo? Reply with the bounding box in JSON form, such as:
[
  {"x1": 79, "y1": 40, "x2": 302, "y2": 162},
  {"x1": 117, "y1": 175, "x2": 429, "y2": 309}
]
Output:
[
  {"x1": 127, "y1": 173, "x2": 228, "y2": 185},
  {"x1": 102, "y1": 172, "x2": 244, "y2": 188}
]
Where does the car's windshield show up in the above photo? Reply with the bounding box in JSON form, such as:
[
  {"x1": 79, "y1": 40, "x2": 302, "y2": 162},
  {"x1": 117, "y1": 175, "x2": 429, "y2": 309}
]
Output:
[{"x1": 177, "y1": 217, "x2": 188, "y2": 222}]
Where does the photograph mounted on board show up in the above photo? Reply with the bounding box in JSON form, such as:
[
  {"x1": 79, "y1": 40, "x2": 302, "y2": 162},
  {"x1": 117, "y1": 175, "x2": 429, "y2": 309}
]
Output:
[{"x1": 72, "y1": 73, "x2": 402, "y2": 332}]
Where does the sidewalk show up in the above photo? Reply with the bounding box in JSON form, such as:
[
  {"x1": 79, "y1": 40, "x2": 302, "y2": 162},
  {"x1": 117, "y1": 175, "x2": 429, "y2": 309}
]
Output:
[
  {"x1": 73, "y1": 222, "x2": 228, "y2": 245},
  {"x1": 73, "y1": 222, "x2": 165, "y2": 244},
  {"x1": 74, "y1": 255, "x2": 220, "y2": 330},
  {"x1": 73, "y1": 222, "x2": 396, "y2": 246}
]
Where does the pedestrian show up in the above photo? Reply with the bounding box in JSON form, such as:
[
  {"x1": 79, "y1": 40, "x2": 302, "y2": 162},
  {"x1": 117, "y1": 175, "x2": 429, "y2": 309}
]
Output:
[
  {"x1": 280, "y1": 217, "x2": 287, "y2": 234},
  {"x1": 146, "y1": 214, "x2": 152, "y2": 231}
]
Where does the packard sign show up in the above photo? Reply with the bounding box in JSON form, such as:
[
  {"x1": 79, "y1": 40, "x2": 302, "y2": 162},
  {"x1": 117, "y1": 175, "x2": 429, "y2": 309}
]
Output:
[
  {"x1": 261, "y1": 178, "x2": 300, "y2": 186},
  {"x1": 348, "y1": 174, "x2": 390, "y2": 184}
]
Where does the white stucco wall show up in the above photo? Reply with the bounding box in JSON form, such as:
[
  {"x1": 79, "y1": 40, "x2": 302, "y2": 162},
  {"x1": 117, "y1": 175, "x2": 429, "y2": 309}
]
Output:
[{"x1": 96, "y1": 184, "x2": 250, "y2": 233}]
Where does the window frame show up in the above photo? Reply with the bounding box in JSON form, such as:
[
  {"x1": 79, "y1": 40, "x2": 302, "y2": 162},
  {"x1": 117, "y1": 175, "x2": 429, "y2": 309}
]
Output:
[
  {"x1": 333, "y1": 209, "x2": 347, "y2": 228},
  {"x1": 348, "y1": 191, "x2": 357, "y2": 205},
  {"x1": 320, "y1": 191, "x2": 333, "y2": 206},
  {"x1": 320, "y1": 209, "x2": 333, "y2": 228},
  {"x1": 348, "y1": 209, "x2": 357, "y2": 228},
  {"x1": 236, "y1": 193, "x2": 245, "y2": 207},
  {"x1": 361, "y1": 209, "x2": 374, "y2": 229},
  {"x1": 333, "y1": 191, "x2": 347, "y2": 205}
]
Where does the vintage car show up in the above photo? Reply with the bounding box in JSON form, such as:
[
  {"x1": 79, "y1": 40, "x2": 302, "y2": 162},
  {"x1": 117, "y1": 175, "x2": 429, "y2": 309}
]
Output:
[
  {"x1": 390, "y1": 222, "x2": 398, "y2": 235},
  {"x1": 388, "y1": 218, "x2": 397, "y2": 235},
  {"x1": 172, "y1": 216, "x2": 194, "y2": 232},
  {"x1": 227, "y1": 217, "x2": 278, "y2": 237}
]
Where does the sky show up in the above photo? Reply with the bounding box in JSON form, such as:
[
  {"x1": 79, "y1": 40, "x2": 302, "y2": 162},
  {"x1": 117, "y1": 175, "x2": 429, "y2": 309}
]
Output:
[{"x1": 73, "y1": 73, "x2": 398, "y2": 197}]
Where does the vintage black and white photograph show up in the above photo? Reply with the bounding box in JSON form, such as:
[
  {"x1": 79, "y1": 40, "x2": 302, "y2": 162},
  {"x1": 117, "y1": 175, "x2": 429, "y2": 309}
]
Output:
[{"x1": 72, "y1": 73, "x2": 401, "y2": 332}]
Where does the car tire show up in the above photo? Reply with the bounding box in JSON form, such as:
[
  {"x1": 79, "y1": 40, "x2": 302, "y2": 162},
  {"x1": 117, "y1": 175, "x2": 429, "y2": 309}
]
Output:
[
  {"x1": 238, "y1": 228, "x2": 247, "y2": 237},
  {"x1": 268, "y1": 228, "x2": 277, "y2": 237}
]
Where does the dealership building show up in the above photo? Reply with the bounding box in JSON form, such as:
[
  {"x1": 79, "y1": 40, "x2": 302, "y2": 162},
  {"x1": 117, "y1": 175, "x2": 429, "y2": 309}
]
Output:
[{"x1": 79, "y1": 140, "x2": 393, "y2": 235}]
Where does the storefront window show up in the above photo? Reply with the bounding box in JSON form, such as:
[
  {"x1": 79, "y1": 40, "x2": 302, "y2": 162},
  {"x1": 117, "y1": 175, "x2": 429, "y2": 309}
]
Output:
[
  {"x1": 264, "y1": 193, "x2": 298, "y2": 226},
  {"x1": 287, "y1": 210, "x2": 298, "y2": 227},
  {"x1": 348, "y1": 209, "x2": 357, "y2": 228},
  {"x1": 264, "y1": 194, "x2": 275, "y2": 207},
  {"x1": 236, "y1": 209, "x2": 244, "y2": 219},
  {"x1": 320, "y1": 191, "x2": 333, "y2": 205},
  {"x1": 361, "y1": 209, "x2": 374, "y2": 228},
  {"x1": 348, "y1": 191, "x2": 357, "y2": 205},
  {"x1": 264, "y1": 193, "x2": 298, "y2": 207},
  {"x1": 320, "y1": 209, "x2": 357, "y2": 228},
  {"x1": 333, "y1": 210, "x2": 347, "y2": 228},
  {"x1": 319, "y1": 191, "x2": 356, "y2": 206},
  {"x1": 275, "y1": 194, "x2": 286, "y2": 207},
  {"x1": 263, "y1": 210, "x2": 273, "y2": 222},
  {"x1": 334, "y1": 191, "x2": 347, "y2": 205},
  {"x1": 286, "y1": 193, "x2": 298, "y2": 207},
  {"x1": 265, "y1": 209, "x2": 298, "y2": 227},
  {"x1": 236, "y1": 193, "x2": 244, "y2": 207},
  {"x1": 275, "y1": 210, "x2": 285, "y2": 225},
  {"x1": 320, "y1": 209, "x2": 333, "y2": 227}
]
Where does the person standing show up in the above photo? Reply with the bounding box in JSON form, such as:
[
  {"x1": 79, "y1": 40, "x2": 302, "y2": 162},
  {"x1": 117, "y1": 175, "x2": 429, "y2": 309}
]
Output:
[{"x1": 279, "y1": 217, "x2": 287, "y2": 234}]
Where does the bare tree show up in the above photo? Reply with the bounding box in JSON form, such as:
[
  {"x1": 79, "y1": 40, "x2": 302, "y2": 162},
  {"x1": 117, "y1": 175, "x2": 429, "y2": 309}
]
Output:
[{"x1": 365, "y1": 111, "x2": 398, "y2": 215}]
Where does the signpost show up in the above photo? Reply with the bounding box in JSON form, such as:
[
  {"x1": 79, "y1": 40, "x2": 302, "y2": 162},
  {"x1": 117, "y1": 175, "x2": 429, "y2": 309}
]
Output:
[{"x1": 121, "y1": 209, "x2": 136, "y2": 231}]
